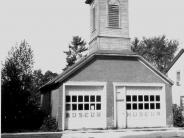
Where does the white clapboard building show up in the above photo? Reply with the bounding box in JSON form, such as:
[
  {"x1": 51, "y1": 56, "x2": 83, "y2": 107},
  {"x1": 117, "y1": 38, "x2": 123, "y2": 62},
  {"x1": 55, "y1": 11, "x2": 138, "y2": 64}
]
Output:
[
  {"x1": 40, "y1": 0, "x2": 173, "y2": 130},
  {"x1": 167, "y1": 49, "x2": 184, "y2": 109}
]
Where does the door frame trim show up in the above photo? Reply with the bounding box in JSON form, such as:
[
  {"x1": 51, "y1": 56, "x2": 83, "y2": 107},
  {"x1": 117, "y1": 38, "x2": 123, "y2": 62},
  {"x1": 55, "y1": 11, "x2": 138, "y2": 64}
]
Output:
[{"x1": 113, "y1": 82, "x2": 166, "y2": 128}]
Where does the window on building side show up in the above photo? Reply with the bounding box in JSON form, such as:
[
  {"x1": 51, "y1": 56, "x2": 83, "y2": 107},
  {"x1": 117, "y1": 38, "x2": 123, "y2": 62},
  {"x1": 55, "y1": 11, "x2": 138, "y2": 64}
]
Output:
[
  {"x1": 108, "y1": 0, "x2": 120, "y2": 28},
  {"x1": 176, "y1": 71, "x2": 181, "y2": 86}
]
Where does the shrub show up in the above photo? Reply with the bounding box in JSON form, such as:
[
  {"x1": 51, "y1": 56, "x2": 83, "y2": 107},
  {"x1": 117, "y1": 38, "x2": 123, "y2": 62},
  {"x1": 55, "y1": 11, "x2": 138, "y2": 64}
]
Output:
[
  {"x1": 173, "y1": 104, "x2": 184, "y2": 127},
  {"x1": 40, "y1": 116, "x2": 58, "y2": 131}
]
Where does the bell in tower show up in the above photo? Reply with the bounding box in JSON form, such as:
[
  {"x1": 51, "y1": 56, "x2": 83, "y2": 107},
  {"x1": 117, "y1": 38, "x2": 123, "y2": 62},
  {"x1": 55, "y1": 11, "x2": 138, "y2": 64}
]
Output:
[{"x1": 86, "y1": 0, "x2": 131, "y2": 54}]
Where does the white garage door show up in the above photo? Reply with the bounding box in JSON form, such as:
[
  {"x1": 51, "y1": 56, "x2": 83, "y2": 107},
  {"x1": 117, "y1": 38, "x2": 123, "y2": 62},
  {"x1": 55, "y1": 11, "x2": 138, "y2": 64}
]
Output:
[
  {"x1": 126, "y1": 86, "x2": 166, "y2": 128},
  {"x1": 65, "y1": 86, "x2": 106, "y2": 130}
]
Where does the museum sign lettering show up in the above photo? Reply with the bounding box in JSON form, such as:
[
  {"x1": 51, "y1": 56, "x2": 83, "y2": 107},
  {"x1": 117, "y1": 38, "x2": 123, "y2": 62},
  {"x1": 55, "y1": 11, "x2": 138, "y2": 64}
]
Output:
[{"x1": 66, "y1": 111, "x2": 102, "y2": 118}]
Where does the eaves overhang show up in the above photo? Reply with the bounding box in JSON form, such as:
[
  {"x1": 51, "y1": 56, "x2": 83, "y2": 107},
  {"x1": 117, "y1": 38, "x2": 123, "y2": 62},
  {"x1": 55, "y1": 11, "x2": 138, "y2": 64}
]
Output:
[{"x1": 166, "y1": 49, "x2": 184, "y2": 73}]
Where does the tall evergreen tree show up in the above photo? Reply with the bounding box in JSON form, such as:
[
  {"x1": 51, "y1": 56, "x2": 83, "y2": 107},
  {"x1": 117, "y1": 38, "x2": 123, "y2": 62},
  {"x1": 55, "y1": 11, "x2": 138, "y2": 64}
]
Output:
[
  {"x1": 131, "y1": 35, "x2": 178, "y2": 73},
  {"x1": 64, "y1": 36, "x2": 88, "y2": 70}
]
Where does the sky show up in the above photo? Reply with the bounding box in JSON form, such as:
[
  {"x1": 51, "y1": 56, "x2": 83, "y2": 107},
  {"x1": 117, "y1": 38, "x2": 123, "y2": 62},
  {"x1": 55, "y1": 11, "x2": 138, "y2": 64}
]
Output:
[{"x1": 0, "y1": 0, "x2": 184, "y2": 74}]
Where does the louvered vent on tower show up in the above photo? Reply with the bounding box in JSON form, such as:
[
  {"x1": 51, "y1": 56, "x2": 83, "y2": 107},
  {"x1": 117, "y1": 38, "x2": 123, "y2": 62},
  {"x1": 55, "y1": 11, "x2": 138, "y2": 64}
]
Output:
[{"x1": 108, "y1": 4, "x2": 119, "y2": 28}]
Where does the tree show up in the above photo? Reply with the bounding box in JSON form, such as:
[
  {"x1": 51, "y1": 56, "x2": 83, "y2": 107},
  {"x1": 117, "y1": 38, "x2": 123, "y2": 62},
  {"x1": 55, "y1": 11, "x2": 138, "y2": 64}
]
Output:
[
  {"x1": 43, "y1": 70, "x2": 58, "y2": 84},
  {"x1": 32, "y1": 70, "x2": 58, "y2": 105},
  {"x1": 33, "y1": 70, "x2": 58, "y2": 90},
  {"x1": 1, "y1": 40, "x2": 43, "y2": 132},
  {"x1": 64, "y1": 36, "x2": 88, "y2": 70},
  {"x1": 33, "y1": 69, "x2": 58, "y2": 105},
  {"x1": 131, "y1": 35, "x2": 178, "y2": 73}
]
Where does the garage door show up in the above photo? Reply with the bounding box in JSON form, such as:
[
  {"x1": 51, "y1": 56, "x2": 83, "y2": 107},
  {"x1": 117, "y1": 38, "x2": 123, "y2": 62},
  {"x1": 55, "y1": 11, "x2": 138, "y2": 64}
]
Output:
[
  {"x1": 126, "y1": 86, "x2": 166, "y2": 128},
  {"x1": 65, "y1": 86, "x2": 106, "y2": 130}
]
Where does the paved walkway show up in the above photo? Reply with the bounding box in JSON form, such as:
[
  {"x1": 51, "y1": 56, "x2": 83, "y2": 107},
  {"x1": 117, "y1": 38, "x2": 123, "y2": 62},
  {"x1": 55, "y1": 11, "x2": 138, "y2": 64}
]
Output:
[
  {"x1": 2, "y1": 127, "x2": 184, "y2": 138},
  {"x1": 62, "y1": 127, "x2": 184, "y2": 138}
]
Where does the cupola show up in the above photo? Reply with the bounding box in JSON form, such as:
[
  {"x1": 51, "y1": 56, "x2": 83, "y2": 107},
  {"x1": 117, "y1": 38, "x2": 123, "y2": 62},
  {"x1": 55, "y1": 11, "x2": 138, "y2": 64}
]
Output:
[{"x1": 85, "y1": 0, "x2": 131, "y2": 54}]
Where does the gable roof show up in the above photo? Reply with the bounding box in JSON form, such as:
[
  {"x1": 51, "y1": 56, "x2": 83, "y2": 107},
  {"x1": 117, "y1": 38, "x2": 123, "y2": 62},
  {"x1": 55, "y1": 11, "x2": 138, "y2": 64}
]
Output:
[
  {"x1": 166, "y1": 49, "x2": 184, "y2": 73},
  {"x1": 40, "y1": 50, "x2": 173, "y2": 93}
]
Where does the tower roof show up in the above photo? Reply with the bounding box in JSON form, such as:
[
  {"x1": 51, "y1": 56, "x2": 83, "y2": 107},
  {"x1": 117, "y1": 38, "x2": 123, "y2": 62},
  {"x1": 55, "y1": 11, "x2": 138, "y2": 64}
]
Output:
[{"x1": 85, "y1": 0, "x2": 94, "y2": 4}]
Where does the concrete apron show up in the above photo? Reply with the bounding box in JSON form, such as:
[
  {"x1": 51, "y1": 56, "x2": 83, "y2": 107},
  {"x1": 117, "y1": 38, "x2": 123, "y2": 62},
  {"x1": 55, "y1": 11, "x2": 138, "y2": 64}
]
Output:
[
  {"x1": 2, "y1": 128, "x2": 184, "y2": 138},
  {"x1": 62, "y1": 127, "x2": 184, "y2": 138}
]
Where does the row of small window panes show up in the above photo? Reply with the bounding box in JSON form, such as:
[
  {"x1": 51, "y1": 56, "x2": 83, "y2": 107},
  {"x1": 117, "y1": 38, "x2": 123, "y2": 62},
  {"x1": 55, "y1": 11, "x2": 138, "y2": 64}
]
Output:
[
  {"x1": 126, "y1": 95, "x2": 160, "y2": 102},
  {"x1": 66, "y1": 103, "x2": 101, "y2": 111},
  {"x1": 66, "y1": 95, "x2": 101, "y2": 103},
  {"x1": 126, "y1": 103, "x2": 160, "y2": 110}
]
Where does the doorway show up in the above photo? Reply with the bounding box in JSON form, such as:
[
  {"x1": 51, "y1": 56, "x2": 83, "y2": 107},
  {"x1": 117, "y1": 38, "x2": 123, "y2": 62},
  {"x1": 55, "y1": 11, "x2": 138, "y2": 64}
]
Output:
[{"x1": 116, "y1": 86, "x2": 126, "y2": 128}]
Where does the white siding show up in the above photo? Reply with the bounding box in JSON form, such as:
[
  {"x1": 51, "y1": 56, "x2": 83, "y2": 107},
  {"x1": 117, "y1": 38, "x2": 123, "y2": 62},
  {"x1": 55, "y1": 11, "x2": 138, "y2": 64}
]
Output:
[{"x1": 168, "y1": 53, "x2": 184, "y2": 106}]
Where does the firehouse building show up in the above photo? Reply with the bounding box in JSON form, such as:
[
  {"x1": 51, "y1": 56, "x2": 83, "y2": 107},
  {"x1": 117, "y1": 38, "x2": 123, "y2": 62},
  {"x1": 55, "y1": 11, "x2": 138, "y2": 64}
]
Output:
[{"x1": 40, "y1": 0, "x2": 173, "y2": 130}]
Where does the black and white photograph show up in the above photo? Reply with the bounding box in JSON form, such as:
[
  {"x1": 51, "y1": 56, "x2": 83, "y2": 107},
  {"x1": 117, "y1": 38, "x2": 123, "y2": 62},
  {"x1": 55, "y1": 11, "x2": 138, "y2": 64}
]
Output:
[{"x1": 1, "y1": 0, "x2": 184, "y2": 138}]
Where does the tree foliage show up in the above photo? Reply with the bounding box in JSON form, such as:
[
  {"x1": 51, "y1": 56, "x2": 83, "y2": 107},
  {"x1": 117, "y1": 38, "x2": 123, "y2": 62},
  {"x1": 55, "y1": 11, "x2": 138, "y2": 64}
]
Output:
[
  {"x1": 33, "y1": 70, "x2": 57, "y2": 90},
  {"x1": 131, "y1": 35, "x2": 178, "y2": 73},
  {"x1": 32, "y1": 70, "x2": 58, "y2": 105},
  {"x1": 1, "y1": 40, "x2": 59, "y2": 132},
  {"x1": 1, "y1": 41, "x2": 43, "y2": 132},
  {"x1": 64, "y1": 36, "x2": 88, "y2": 70}
]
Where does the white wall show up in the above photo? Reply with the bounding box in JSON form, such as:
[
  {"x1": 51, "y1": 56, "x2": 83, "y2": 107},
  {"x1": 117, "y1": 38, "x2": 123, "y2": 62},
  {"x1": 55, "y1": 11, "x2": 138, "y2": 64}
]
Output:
[{"x1": 168, "y1": 53, "x2": 184, "y2": 106}]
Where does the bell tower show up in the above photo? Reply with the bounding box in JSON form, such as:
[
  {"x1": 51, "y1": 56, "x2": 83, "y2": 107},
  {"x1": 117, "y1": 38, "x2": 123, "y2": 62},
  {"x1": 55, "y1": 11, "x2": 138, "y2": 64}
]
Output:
[{"x1": 85, "y1": 0, "x2": 131, "y2": 54}]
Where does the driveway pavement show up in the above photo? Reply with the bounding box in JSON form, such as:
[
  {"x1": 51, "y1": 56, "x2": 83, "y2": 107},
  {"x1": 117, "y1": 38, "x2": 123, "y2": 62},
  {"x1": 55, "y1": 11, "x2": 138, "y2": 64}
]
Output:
[
  {"x1": 62, "y1": 128, "x2": 184, "y2": 138},
  {"x1": 2, "y1": 127, "x2": 184, "y2": 138}
]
